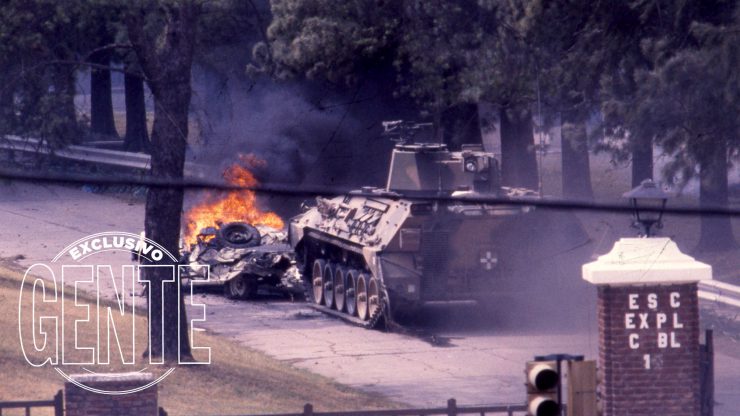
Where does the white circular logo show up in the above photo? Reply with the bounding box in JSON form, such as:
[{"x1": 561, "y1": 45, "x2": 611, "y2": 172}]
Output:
[{"x1": 18, "y1": 232, "x2": 210, "y2": 394}]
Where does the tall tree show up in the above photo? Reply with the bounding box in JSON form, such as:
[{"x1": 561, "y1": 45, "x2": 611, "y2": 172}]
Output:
[
  {"x1": 395, "y1": 1, "x2": 488, "y2": 150},
  {"x1": 625, "y1": 1, "x2": 739, "y2": 251},
  {"x1": 630, "y1": 135, "x2": 654, "y2": 188},
  {"x1": 401, "y1": 0, "x2": 542, "y2": 188},
  {"x1": 265, "y1": 0, "x2": 540, "y2": 187},
  {"x1": 499, "y1": 106, "x2": 538, "y2": 189},
  {"x1": 123, "y1": 58, "x2": 149, "y2": 152},
  {"x1": 264, "y1": 0, "x2": 414, "y2": 126},
  {"x1": 89, "y1": 30, "x2": 119, "y2": 138},
  {"x1": 125, "y1": 0, "x2": 203, "y2": 360},
  {"x1": 596, "y1": 0, "x2": 719, "y2": 188},
  {"x1": 0, "y1": 1, "x2": 83, "y2": 147},
  {"x1": 438, "y1": 103, "x2": 483, "y2": 151},
  {"x1": 597, "y1": 2, "x2": 663, "y2": 188},
  {"x1": 523, "y1": 1, "x2": 600, "y2": 199}
]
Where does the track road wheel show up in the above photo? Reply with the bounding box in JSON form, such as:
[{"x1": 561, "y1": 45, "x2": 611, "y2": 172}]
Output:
[
  {"x1": 356, "y1": 273, "x2": 369, "y2": 320},
  {"x1": 368, "y1": 277, "x2": 381, "y2": 319},
  {"x1": 333, "y1": 266, "x2": 346, "y2": 312},
  {"x1": 345, "y1": 269, "x2": 358, "y2": 316},
  {"x1": 323, "y1": 263, "x2": 335, "y2": 309},
  {"x1": 225, "y1": 275, "x2": 255, "y2": 300},
  {"x1": 311, "y1": 259, "x2": 325, "y2": 305}
]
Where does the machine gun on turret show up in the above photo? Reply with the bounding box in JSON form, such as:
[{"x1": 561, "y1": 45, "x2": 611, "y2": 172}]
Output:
[{"x1": 381, "y1": 120, "x2": 433, "y2": 144}]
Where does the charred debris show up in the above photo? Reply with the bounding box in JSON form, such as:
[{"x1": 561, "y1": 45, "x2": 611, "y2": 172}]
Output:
[{"x1": 181, "y1": 222, "x2": 303, "y2": 299}]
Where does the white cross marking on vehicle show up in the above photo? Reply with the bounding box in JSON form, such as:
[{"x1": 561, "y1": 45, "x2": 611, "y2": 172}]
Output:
[{"x1": 480, "y1": 251, "x2": 497, "y2": 270}]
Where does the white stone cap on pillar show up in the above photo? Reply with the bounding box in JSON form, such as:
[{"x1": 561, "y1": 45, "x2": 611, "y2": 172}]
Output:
[{"x1": 582, "y1": 237, "x2": 712, "y2": 285}]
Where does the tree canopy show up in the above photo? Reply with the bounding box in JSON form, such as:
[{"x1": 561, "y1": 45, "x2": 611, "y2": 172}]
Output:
[
  {"x1": 0, "y1": 1, "x2": 87, "y2": 145},
  {"x1": 263, "y1": 0, "x2": 541, "y2": 186},
  {"x1": 263, "y1": 0, "x2": 740, "y2": 249},
  {"x1": 265, "y1": 0, "x2": 535, "y2": 113}
]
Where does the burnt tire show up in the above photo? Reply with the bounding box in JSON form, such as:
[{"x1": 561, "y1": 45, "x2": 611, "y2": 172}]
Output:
[
  {"x1": 311, "y1": 259, "x2": 326, "y2": 305},
  {"x1": 225, "y1": 275, "x2": 256, "y2": 300},
  {"x1": 217, "y1": 222, "x2": 261, "y2": 248},
  {"x1": 356, "y1": 273, "x2": 369, "y2": 321},
  {"x1": 323, "y1": 263, "x2": 335, "y2": 309},
  {"x1": 345, "y1": 269, "x2": 358, "y2": 317},
  {"x1": 333, "y1": 266, "x2": 347, "y2": 312}
]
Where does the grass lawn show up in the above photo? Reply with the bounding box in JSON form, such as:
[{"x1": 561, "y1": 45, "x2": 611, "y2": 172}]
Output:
[{"x1": 1, "y1": 263, "x2": 397, "y2": 416}]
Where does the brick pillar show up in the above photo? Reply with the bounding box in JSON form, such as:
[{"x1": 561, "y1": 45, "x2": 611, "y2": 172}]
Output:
[
  {"x1": 583, "y1": 238, "x2": 711, "y2": 416},
  {"x1": 64, "y1": 373, "x2": 158, "y2": 416}
]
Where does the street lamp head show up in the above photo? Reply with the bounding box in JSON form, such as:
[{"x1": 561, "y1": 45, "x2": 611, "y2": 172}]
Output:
[{"x1": 622, "y1": 179, "x2": 670, "y2": 237}]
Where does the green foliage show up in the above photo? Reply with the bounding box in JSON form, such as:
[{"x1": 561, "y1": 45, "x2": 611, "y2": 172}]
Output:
[
  {"x1": 264, "y1": 0, "x2": 536, "y2": 115},
  {"x1": 522, "y1": 0, "x2": 606, "y2": 123},
  {"x1": 0, "y1": 0, "x2": 104, "y2": 146},
  {"x1": 195, "y1": 0, "x2": 265, "y2": 77},
  {"x1": 265, "y1": 0, "x2": 402, "y2": 85},
  {"x1": 599, "y1": 0, "x2": 739, "y2": 184},
  {"x1": 396, "y1": 1, "x2": 534, "y2": 111},
  {"x1": 634, "y1": 14, "x2": 739, "y2": 185}
]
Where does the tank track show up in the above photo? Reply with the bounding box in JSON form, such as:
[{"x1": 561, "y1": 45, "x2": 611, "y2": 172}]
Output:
[
  {"x1": 366, "y1": 289, "x2": 386, "y2": 329},
  {"x1": 300, "y1": 261, "x2": 459, "y2": 344},
  {"x1": 305, "y1": 284, "x2": 452, "y2": 346},
  {"x1": 303, "y1": 271, "x2": 388, "y2": 330},
  {"x1": 307, "y1": 296, "x2": 385, "y2": 329}
]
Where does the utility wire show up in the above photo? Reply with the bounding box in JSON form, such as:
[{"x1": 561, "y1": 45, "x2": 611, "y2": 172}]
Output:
[{"x1": 1, "y1": 167, "x2": 739, "y2": 218}]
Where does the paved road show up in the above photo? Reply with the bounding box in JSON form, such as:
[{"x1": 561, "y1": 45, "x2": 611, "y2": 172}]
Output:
[
  {"x1": 192, "y1": 294, "x2": 598, "y2": 406},
  {"x1": 1, "y1": 182, "x2": 738, "y2": 413}
]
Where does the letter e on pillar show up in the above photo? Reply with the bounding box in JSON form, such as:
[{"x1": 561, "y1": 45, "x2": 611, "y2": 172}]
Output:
[{"x1": 629, "y1": 294, "x2": 639, "y2": 310}]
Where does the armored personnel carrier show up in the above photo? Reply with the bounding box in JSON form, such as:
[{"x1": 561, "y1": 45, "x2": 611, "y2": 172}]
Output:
[{"x1": 289, "y1": 121, "x2": 538, "y2": 328}]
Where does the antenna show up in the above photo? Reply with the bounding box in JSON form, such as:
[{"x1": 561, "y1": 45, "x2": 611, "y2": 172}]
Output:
[{"x1": 536, "y1": 74, "x2": 545, "y2": 198}]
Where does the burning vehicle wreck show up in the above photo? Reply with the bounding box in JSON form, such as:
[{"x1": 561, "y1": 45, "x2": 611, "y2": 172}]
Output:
[
  {"x1": 179, "y1": 155, "x2": 303, "y2": 299},
  {"x1": 181, "y1": 222, "x2": 304, "y2": 299}
]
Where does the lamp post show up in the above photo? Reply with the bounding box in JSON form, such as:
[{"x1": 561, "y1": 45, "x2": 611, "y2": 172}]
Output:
[{"x1": 622, "y1": 179, "x2": 670, "y2": 237}]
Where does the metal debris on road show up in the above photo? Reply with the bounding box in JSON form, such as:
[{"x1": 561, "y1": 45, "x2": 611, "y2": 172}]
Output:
[{"x1": 182, "y1": 222, "x2": 304, "y2": 299}]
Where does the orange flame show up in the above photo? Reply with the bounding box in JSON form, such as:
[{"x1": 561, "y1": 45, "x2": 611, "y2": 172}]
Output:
[{"x1": 183, "y1": 154, "x2": 284, "y2": 246}]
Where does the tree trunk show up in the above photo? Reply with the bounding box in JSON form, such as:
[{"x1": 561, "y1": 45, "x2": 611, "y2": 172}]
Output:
[
  {"x1": 631, "y1": 136, "x2": 653, "y2": 188},
  {"x1": 500, "y1": 106, "x2": 538, "y2": 189},
  {"x1": 561, "y1": 119, "x2": 594, "y2": 200},
  {"x1": 696, "y1": 139, "x2": 737, "y2": 252},
  {"x1": 90, "y1": 48, "x2": 118, "y2": 138},
  {"x1": 127, "y1": 3, "x2": 200, "y2": 361},
  {"x1": 0, "y1": 66, "x2": 14, "y2": 133},
  {"x1": 47, "y1": 64, "x2": 80, "y2": 146},
  {"x1": 123, "y1": 70, "x2": 149, "y2": 152},
  {"x1": 145, "y1": 93, "x2": 189, "y2": 361},
  {"x1": 440, "y1": 103, "x2": 482, "y2": 151}
]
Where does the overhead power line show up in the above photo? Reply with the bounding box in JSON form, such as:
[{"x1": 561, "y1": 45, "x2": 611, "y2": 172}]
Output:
[{"x1": 1, "y1": 167, "x2": 739, "y2": 218}]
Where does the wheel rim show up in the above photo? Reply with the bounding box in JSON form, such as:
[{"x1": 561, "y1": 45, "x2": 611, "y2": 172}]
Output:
[
  {"x1": 368, "y1": 278, "x2": 380, "y2": 319},
  {"x1": 345, "y1": 269, "x2": 358, "y2": 316},
  {"x1": 311, "y1": 259, "x2": 325, "y2": 305},
  {"x1": 334, "y1": 266, "x2": 346, "y2": 312},
  {"x1": 323, "y1": 263, "x2": 335, "y2": 308},
  {"x1": 356, "y1": 274, "x2": 368, "y2": 320}
]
